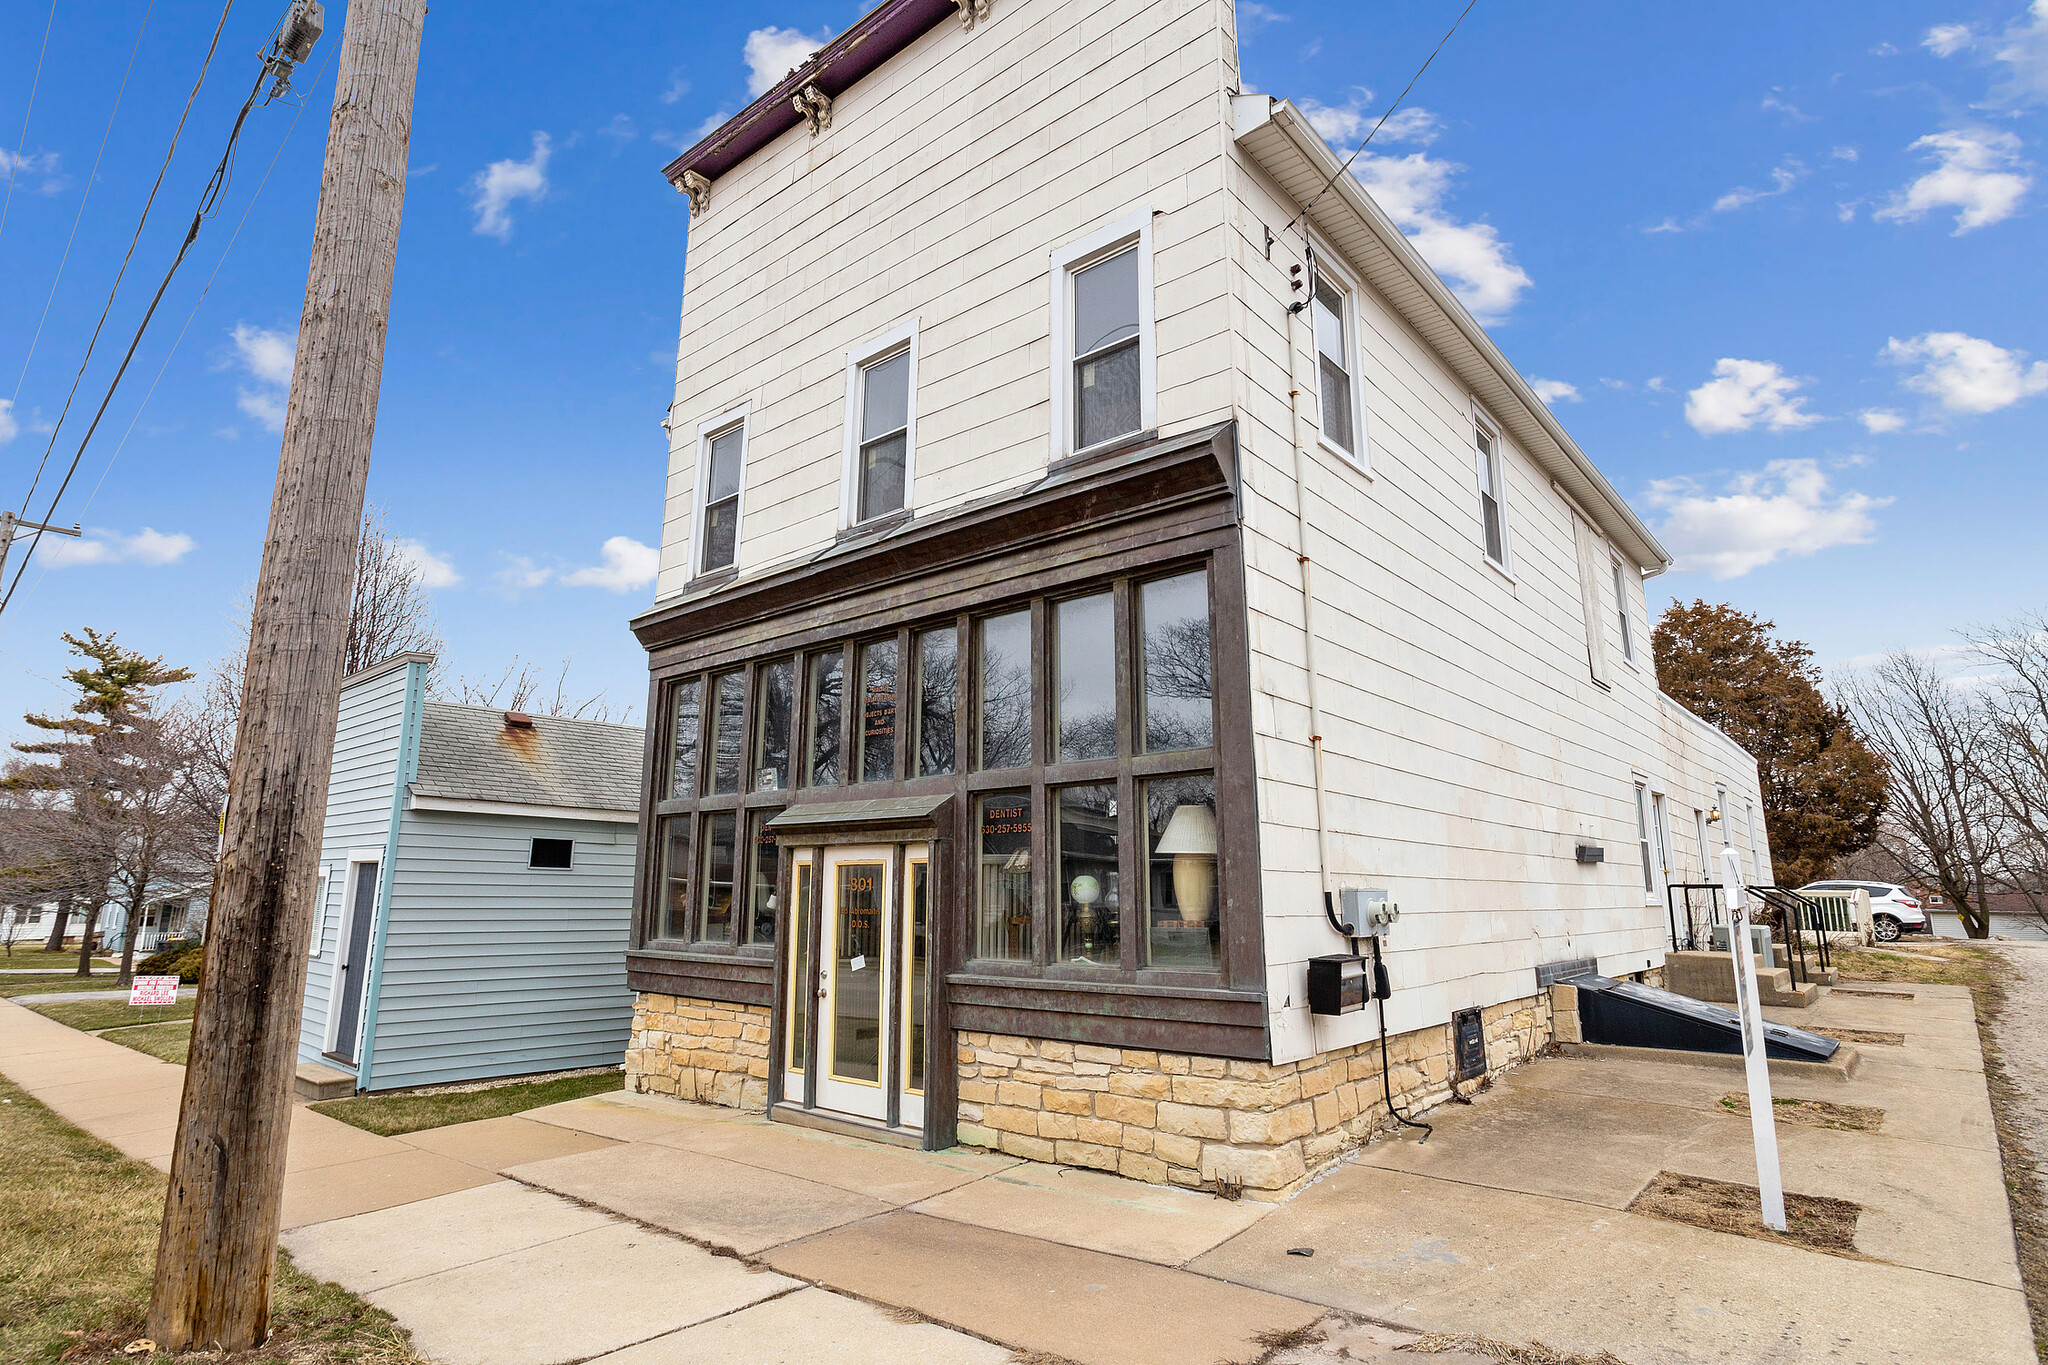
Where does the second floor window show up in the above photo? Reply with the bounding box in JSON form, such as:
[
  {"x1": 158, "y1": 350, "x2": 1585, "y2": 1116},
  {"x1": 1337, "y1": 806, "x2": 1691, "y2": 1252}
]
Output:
[
  {"x1": 1475, "y1": 420, "x2": 1508, "y2": 568},
  {"x1": 855, "y1": 349, "x2": 911, "y2": 522},
  {"x1": 699, "y1": 422, "x2": 744, "y2": 574},
  {"x1": 1073, "y1": 246, "x2": 1141, "y2": 449},
  {"x1": 1612, "y1": 557, "x2": 1636, "y2": 661},
  {"x1": 1312, "y1": 274, "x2": 1359, "y2": 460}
]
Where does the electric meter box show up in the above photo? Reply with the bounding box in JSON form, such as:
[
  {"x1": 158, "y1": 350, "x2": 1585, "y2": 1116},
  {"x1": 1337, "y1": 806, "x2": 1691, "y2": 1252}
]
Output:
[{"x1": 1308, "y1": 954, "x2": 1370, "y2": 1015}]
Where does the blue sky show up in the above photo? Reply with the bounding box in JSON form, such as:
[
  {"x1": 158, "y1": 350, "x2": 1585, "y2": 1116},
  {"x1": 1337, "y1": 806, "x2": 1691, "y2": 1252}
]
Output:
[{"x1": 0, "y1": 0, "x2": 2042, "y2": 744}]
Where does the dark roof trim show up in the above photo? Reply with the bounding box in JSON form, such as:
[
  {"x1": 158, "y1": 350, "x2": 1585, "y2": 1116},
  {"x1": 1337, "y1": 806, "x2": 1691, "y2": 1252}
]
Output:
[
  {"x1": 662, "y1": 0, "x2": 960, "y2": 191},
  {"x1": 630, "y1": 422, "x2": 1239, "y2": 652},
  {"x1": 765, "y1": 795, "x2": 951, "y2": 829}
]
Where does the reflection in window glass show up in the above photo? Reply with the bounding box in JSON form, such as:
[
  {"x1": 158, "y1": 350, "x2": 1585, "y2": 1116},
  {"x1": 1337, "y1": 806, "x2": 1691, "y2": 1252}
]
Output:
[
  {"x1": 1055, "y1": 593, "x2": 1117, "y2": 762},
  {"x1": 858, "y1": 639, "x2": 899, "y2": 784},
  {"x1": 915, "y1": 627, "x2": 957, "y2": 777},
  {"x1": 905, "y1": 859, "x2": 928, "y2": 1094},
  {"x1": 754, "y1": 658, "x2": 794, "y2": 791},
  {"x1": 1072, "y1": 246, "x2": 1141, "y2": 449},
  {"x1": 1312, "y1": 277, "x2": 1355, "y2": 455},
  {"x1": 699, "y1": 812, "x2": 737, "y2": 943},
  {"x1": 808, "y1": 650, "x2": 843, "y2": 786},
  {"x1": 701, "y1": 426, "x2": 743, "y2": 573},
  {"x1": 1144, "y1": 774, "x2": 1219, "y2": 972},
  {"x1": 660, "y1": 816, "x2": 692, "y2": 940},
  {"x1": 857, "y1": 350, "x2": 911, "y2": 522},
  {"x1": 1140, "y1": 572, "x2": 1213, "y2": 752},
  {"x1": 666, "y1": 679, "x2": 702, "y2": 800},
  {"x1": 1056, "y1": 785, "x2": 1118, "y2": 965},
  {"x1": 975, "y1": 790, "x2": 1033, "y2": 961},
  {"x1": 787, "y1": 858, "x2": 812, "y2": 1074},
  {"x1": 709, "y1": 671, "x2": 745, "y2": 795},
  {"x1": 978, "y1": 611, "x2": 1031, "y2": 770},
  {"x1": 746, "y1": 815, "x2": 778, "y2": 946}
]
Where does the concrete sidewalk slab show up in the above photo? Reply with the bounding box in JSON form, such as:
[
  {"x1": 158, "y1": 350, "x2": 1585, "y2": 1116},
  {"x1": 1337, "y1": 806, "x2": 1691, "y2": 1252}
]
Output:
[
  {"x1": 400, "y1": 1114, "x2": 620, "y2": 1173},
  {"x1": 1189, "y1": 1162, "x2": 2035, "y2": 1365},
  {"x1": 284, "y1": 1181, "x2": 621, "y2": 1293},
  {"x1": 588, "y1": 1286, "x2": 1012, "y2": 1365},
  {"x1": 281, "y1": 1149, "x2": 501, "y2": 1229},
  {"x1": 505, "y1": 1141, "x2": 893, "y2": 1255},
  {"x1": 284, "y1": 1108, "x2": 412, "y2": 1173},
  {"x1": 369, "y1": 1220, "x2": 801, "y2": 1365},
  {"x1": 521, "y1": 1092, "x2": 747, "y2": 1143},
  {"x1": 645, "y1": 1113, "x2": 1015, "y2": 1204},
  {"x1": 910, "y1": 1157, "x2": 1271, "y2": 1266},
  {"x1": 764, "y1": 1210, "x2": 1321, "y2": 1365}
]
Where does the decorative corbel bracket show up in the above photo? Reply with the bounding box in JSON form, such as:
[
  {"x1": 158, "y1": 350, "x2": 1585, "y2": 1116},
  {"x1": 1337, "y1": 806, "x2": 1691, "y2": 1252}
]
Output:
[
  {"x1": 793, "y1": 83, "x2": 833, "y2": 136},
  {"x1": 678, "y1": 169, "x2": 711, "y2": 216},
  {"x1": 959, "y1": 0, "x2": 992, "y2": 29}
]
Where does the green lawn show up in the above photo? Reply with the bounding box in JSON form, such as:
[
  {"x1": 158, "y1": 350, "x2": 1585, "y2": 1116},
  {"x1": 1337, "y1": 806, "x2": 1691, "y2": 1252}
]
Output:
[
  {"x1": 100, "y1": 1021, "x2": 192, "y2": 1066},
  {"x1": 0, "y1": 974, "x2": 150, "y2": 999},
  {"x1": 0, "y1": 949, "x2": 115, "y2": 971},
  {"x1": 25, "y1": 998, "x2": 197, "y2": 1032},
  {"x1": 0, "y1": 1071, "x2": 425, "y2": 1365},
  {"x1": 312, "y1": 1069, "x2": 624, "y2": 1136}
]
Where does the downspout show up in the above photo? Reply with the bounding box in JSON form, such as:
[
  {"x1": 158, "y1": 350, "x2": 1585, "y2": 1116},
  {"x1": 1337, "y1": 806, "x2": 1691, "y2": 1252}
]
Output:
[{"x1": 353, "y1": 656, "x2": 427, "y2": 1091}]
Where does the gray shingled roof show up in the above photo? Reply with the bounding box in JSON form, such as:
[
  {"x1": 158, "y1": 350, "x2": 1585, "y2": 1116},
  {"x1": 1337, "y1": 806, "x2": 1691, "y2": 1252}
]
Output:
[{"x1": 412, "y1": 701, "x2": 644, "y2": 813}]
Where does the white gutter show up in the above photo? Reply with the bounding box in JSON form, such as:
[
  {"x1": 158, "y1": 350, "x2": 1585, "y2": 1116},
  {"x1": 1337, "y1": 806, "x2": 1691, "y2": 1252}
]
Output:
[{"x1": 407, "y1": 791, "x2": 638, "y2": 825}]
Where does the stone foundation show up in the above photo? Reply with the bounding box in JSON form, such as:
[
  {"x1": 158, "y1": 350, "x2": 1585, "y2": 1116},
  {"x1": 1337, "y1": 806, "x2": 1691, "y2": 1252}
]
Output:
[
  {"x1": 957, "y1": 994, "x2": 1553, "y2": 1200},
  {"x1": 624, "y1": 992, "x2": 771, "y2": 1110}
]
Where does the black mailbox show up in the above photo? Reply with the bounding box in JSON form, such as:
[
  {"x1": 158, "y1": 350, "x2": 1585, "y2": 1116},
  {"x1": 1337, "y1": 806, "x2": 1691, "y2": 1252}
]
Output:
[
  {"x1": 1575, "y1": 843, "x2": 1605, "y2": 864},
  {"x1": 1308, "y1": 954, "x2": 1369, "y2": 1015}
]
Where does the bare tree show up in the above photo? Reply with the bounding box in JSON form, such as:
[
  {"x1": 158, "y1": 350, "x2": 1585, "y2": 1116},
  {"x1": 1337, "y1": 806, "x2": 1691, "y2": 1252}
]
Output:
[
  {"x1": 1840, "y1": 651, "x2": 1998, "y2": 937},
  {"x1": 451, "y1": 655, "x2": 630, "y2": 723},
  {"x1": 1966, "y1": 612, "x2": 2048, "y2": 931}
]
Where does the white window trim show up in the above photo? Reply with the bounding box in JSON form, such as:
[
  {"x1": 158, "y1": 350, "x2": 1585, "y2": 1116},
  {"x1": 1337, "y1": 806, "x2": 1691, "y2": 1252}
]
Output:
[
  {"x1": 321, "y1": 850, "x2": 384, "y2": 1056},
  {"x1": 1632, "y1": 779, "x2": 1657, "y2": 905},
  {"x1": 309, "y1": 864, "x2": 331, "y2": 959},
  {"x1": 690, "y1": 403, "x2": 750, "y2": 578},
  {"x1": 1308, "y1": 246, "x2": 1371, "y2": 476},
  {"x1": 1472, "y1": 406, "x2": 1513, "y2": 574},
  {"x1": 839, "y1": 318, "x2": 920, "y2": 530},
  {"x1": 1611, "y1": 550, "x2": 1638, "y2": 666},
  {"x1": 1049, "y1": 209, "x2": 1157, "y2": 461}
]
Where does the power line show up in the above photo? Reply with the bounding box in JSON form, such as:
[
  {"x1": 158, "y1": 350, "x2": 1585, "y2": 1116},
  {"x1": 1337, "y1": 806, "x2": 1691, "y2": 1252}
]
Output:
[
  {"x1": 8, "y1": 0, "x2": 155, "y2": 413},
  {"x1": 0, "y1": 0, "x2": 59, "y2": 247},
  {"x1": 1289, "y1": 0, "x2": 1480, "y2": 235}
]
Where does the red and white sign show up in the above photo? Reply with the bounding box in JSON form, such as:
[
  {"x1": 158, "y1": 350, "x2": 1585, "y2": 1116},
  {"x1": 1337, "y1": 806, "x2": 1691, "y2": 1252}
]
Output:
[{"x1": 129, "y1": 975, "x2": 181, "y2": 1007}]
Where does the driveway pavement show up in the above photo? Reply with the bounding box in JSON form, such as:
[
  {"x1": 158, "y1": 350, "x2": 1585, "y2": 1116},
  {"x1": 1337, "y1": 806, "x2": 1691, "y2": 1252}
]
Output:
[{"x1": 1, "y1": 979, "x2": 2034, "y2": 1365}]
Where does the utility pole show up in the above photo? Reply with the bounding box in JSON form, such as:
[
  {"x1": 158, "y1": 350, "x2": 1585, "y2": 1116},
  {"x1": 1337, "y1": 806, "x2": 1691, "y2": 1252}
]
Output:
[
  {"x1": 148, "y1": 0, "x2": 425, "y2": 1349},
  {"x1": 0, "y1": 511, "x2": 83, "y2": 589}
]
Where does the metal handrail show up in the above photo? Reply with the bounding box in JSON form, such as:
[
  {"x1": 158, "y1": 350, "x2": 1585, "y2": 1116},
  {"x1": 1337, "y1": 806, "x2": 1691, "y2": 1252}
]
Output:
[
  {"x1": 1758, "y1": 885, "x2": 1832, "y2": 976},
  {"x1": 1665, "y1": 882, "x2": 1725, "y2": 953}
]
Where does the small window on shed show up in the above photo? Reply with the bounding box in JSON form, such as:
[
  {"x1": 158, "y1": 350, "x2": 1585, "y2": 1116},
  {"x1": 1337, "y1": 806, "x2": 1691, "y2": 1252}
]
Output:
[{"x1": 530, "y1": 837, "x2": 574, "y2": 870}]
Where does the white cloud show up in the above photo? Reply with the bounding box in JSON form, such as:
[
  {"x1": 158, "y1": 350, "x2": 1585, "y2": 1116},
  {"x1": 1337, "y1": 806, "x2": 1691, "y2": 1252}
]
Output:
[
  {"x1": 744, "y1": 26, "x2": 830, "y2": 99},
  {"x1": 468, "y1": 132, "x2": 551, "y2": 240},
  {"x1": 1238, "y1": 1, "x2": 1289, "y2": 26},
  {"x1": 562, "y1": 537, "x2": 658, "y2": 593},
  {"x1": 0, "y1": 148, "x2": 63, "y2": 194},
  {"x1": 1859, "y1": 408, "x2": 1907, "y2": 433},
  {"x1": 1992, "y1": 0, "x2": 2048, "y2": 104},
  {"x1": 1647, "y1": 460, "x2": 1888, "y2": 579},
  {"x1": 1759, "y1": 90, "x2": 1813, "y2": 122},
  {"x1": 393, "y1": 538, "x2": 462, "y2": 589},
  {"x1": 1831, "y1": 145, "x2": 1860, "y2": 162},
  {"x1": 1925, "y1": 23, "x2": 1976, "y2": 56},
  {"x1": 1298, "y1": 90, "x2": 1439, "y2": 147},
  {"x1": 0, "y1": 399, "x2": 16, "y2": 447},
  {"x1": 1643, "y1": 216, "x2": 1684, "y2": 234},
  {"x1": 41, "y1": 527, "x2": 196, "y2": 569},
  {"x1": 597, "y1": 114, "x2": 636, "y2": 145},
  {"x1": 1875, "y1": 128, "x2": 2030, "y2": 233},
  {"x1": 1712, "y1": 159, "x2": 1806, "y2": 213},
  {"x1": 1645, "y1": 376, "x2": 1670, "y2": 393},
  {"x1": 1529, "y1": 378, "x2": 1580, "y2": 405},
  {"x1": 237, "y1": 390, "x2": 287, "y2": 432},
  {"x1": 1684, "y1": 358, "x2": 1823, "y2": 435},
  {"x1": 688, "y1": 110, "x2": 733, "y2": 142},
  {"x1": 1883, "y1": 331, "x2": 2048, "y2": 414},
  {"x1": 228, "y1": 323, "x2": 295, "y2": 432},
  {"x1": 492, "y1": 556, "x2": 555, "y2": 593},
  {"x1": 660, "y1": 71, "x2": 690, "y2": 105}
]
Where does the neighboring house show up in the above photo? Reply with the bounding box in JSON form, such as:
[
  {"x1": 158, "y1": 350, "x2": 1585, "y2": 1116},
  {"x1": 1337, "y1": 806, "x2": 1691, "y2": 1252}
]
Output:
[
  {"x1": 102, "y1": 896, "x2": 205, "y2": 956},
  {"x1": 297, "y1": 653, "x2": 642, "y2": 1092},
  {"x1": 622, "y1": 0, "x2": 1773, "y2": 1195}
]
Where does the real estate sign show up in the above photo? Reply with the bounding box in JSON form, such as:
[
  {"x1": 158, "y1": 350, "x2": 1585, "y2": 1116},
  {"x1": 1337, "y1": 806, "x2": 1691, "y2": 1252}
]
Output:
[{"x1": 130, "y1": 975, "x2": 181, "y2": 1007}]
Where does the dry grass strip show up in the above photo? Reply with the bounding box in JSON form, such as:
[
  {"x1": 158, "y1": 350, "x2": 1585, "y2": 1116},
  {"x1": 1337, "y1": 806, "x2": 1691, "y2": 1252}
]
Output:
[
  {"x1": 1829, "y1": 987, "x2": 1915, "y2": 1000},
  {"x1": 1394, "y1": 1333, "x2": 1631, "y2": 1364},
  {"x1": 1719, "y1": 1092, "x2": 1885, "y2": 1132},
  {"x1": 1815, "y1": 1027, "x2": 1906, "y2": 1046},
  {"x1": 1628, "y1": 1171, "x2": 1864, "y2": 1256}
]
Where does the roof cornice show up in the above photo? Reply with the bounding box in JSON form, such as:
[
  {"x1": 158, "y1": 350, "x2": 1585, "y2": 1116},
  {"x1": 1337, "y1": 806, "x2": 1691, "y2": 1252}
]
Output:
[{"x1": 1233, "y1": 95, "x2": 1670, "y2": 573}]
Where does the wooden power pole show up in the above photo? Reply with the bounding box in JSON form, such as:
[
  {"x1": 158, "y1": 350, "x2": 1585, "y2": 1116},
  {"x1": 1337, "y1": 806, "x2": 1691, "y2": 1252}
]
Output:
[{"x1": 149, "y1": 0, "x2": 426, "y2": 1348}]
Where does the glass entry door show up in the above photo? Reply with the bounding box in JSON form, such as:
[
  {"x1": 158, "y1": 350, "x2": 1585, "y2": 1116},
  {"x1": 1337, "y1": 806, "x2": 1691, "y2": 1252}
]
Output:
[{"x1": 816, "y1": 847, "x2": 895, "y2": 1121}]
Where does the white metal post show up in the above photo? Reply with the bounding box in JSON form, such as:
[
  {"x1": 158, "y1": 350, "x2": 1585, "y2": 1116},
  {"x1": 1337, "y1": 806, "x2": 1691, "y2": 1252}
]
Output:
[{"x1": 1722, "y1": 845, "x2": 1786, "y2": 1230}]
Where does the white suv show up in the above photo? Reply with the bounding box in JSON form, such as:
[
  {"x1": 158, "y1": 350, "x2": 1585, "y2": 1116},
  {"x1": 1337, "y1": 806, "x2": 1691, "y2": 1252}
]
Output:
[{"x1": 1796, "y1": 881, "x2": 1931, "y2": 942}]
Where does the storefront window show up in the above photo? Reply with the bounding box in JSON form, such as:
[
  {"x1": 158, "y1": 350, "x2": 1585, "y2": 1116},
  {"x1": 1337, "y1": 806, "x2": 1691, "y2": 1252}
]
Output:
[
  {"x1": 709, "y1": 672, "x2": 745, "y2": 795},
  {"x1": 858, "y1": 638, "x2": 899, "y2": 783},
  {"x1": 787, "y1": 858, "x2": 812, "y2": 1073},
  {"x1": 1055, "y1": 593, "x2": 1117, "y2": 762},
  {"x1": 808, "y1": 649, "x2": 843, "y2": 786},
  {"x1": 905, "y1": 859, "x2": 928, "y2": 1092},
  {"x1": 975, "y1": 790, "x2": 1033, "y2": 960},
  {"x1": 754, "y1": 658, "x2": 794, "y2": 792},
  {"x1": 699, "y1": 811, "x2": 737, "y2": 942},
  {"x1": 1144, "y1": 774, "x2": 1218, "y2": 972},
  {"x1": 977, "y1": 611, "x2": 1032, "y2": 770},
  {"x1": 1140, "y1": 571, "x2": 1212, "y2": 752},
  {"x1": 747, "y1": 816, "x2": 779, "y2": 946},
  {"x1": 666, "y1": 679, "x2": 702, "y2": 800},
  {"x1": 659, "y1": 816, "x2": 692, "y2": 940},
  {"x1": 1056, "y1": 784, "x2": 1118, "y2": 965},
  {"x1": 916, "y1": 627, "x2": 957, "y2": 776}
]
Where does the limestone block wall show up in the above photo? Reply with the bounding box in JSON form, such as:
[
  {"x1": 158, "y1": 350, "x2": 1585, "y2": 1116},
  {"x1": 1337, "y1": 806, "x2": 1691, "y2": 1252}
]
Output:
[
  {"x1": 957, "y1": 994, "x2": 1553, "y2": 1199},
  {"x1": 625, "y1": 993, "x2": 771, "y2": 1111}
]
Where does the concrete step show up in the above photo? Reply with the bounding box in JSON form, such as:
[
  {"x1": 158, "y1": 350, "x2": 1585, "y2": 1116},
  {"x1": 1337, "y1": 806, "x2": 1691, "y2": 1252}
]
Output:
[{"x1": 295, "y1": 1061, "x2": 356, "y2": 1102}]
